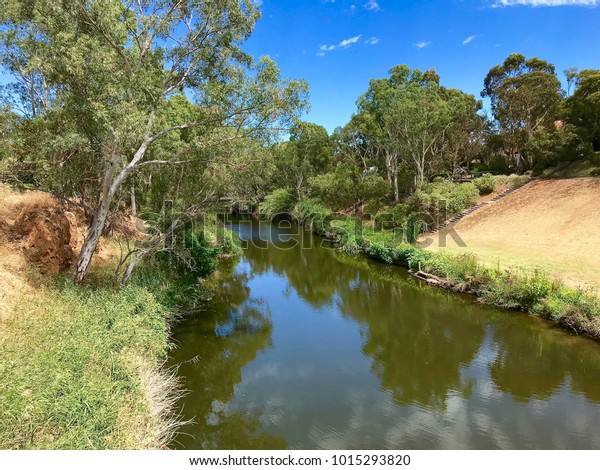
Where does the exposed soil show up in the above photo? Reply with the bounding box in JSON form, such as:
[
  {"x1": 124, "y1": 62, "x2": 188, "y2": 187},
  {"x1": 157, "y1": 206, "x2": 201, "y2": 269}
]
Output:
[
  {"x1": 1, "y1": 186, "x2": 86, "y2": 275},
  {"x1": 425, "y1": 177, "x2": 600, "y2": 292}
]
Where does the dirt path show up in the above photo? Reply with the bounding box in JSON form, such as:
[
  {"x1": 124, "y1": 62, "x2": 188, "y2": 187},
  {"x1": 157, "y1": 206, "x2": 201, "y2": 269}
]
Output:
[{"x1": 424, "y1": 177, "x2": 600, "y2": 292}]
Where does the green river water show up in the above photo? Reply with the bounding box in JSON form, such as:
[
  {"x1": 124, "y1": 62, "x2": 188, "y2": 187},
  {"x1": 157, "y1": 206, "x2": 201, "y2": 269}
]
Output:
[{"x1": 168, "y1": 217, "x2": 600, "y2": 449}]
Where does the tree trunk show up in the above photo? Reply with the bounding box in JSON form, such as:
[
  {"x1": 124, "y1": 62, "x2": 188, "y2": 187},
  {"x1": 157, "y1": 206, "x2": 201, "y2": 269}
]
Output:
[
  {"x1": 74, "y1": 199, "x2": 111, "y2": 283},
  {"x1": 130, "y1": 183, "x2": 137, "y2": 216},
  {"x1": 393, "y1": 169, "x2": 399, "y2": 202},
  {"x1": 74, "y1": 152, "x2": 121, "y2": 283},
  {"x1": 120, "y1": 249, "x2": 145, "y2": 286}
]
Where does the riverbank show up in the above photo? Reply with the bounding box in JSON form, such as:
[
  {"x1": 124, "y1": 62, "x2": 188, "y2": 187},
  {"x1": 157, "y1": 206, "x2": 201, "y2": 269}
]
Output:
[
  {"x1": 0, "y1": 244, "x2": 191, "y2": 448},
  {"x1": 425, "y1": 177, "x2": 600, "y2": 292},
  {"x1": 290, "y1": 200, "x2": 600, "y2": 342},
  {"x1": 0, "y1": 184, "x2": 234, "y2": 449}
]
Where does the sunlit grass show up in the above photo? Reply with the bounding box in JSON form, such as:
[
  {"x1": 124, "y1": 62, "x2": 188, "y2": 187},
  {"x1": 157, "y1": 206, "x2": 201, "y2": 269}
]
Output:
[{"x1": 0, "y1": 264, "x2": 186, "y2": 449}]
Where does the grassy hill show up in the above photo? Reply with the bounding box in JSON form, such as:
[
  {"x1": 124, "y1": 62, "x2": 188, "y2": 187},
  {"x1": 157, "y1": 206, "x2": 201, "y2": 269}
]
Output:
[{"x1": 426, "y1": 177, "x2": 600, "y2": 293}]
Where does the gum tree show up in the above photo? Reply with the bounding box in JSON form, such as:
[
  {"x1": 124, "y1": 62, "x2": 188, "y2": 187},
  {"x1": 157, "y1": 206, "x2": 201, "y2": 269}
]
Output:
[
  {"x1": 1, "y1": 0, "x2": 308, "y2": 283},
  {"x1": 482, "y1": 53, "x2": 562, "y2": 170}
]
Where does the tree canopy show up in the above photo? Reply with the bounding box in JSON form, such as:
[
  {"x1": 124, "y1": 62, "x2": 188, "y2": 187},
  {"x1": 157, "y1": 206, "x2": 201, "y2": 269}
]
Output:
[{"x1": 1, "y1": 0, "x2": 308, "y2": 282}]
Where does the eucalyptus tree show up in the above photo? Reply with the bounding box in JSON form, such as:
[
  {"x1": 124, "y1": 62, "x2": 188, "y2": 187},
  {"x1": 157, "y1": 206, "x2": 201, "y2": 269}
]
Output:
[
  {"x1": 354, "y1": 65, "x2": 481, "y2": 198},
  {"x1": 563, "y1": 69, "x2": 600, "y2": 153},
  {"x1": 274, "y1": 121, "x2": 332, "y2": 200},
  {"x1": 1, "y1": 0, "x2": 308, "y2": 283},
  {"x1": 482, "y1": 53, "x2": 563, "y2": 170}
]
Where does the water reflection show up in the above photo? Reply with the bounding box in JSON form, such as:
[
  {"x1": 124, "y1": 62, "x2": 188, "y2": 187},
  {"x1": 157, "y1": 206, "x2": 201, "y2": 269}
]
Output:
[
  {"x1": 169, "y1": 217, "x2": 600, "y2": 449},
  {"x1": 170, "y1": 259, "x2": 287, "y2": 449}
]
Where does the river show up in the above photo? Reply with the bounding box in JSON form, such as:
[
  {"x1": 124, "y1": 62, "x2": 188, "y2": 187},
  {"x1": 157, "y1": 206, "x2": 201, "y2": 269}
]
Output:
[{"x1": 168, "y1": 217, "x2": 600, "y2": 449}]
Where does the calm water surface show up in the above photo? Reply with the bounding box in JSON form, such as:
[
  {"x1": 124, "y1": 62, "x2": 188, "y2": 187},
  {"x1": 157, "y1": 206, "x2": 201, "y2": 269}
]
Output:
[{"x1": 168, "y1": 218, "x2": 600, "y2": 449}]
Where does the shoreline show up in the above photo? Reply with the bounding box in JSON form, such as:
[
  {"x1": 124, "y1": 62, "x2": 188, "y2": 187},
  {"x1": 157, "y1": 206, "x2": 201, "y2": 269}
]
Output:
[{"x1": 284, "y1": 204, "x2": 600, "y2": 343}]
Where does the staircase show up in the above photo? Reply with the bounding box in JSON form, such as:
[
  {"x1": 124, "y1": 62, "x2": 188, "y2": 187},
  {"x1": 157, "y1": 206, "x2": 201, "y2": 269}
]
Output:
[{"x1": 429, "y1": 180, "x2": 531, "y2": 234}]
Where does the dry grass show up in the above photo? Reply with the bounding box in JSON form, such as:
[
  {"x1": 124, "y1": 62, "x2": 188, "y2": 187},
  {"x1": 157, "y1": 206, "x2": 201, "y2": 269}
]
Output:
[
  {"x1": 425, "y1": 178, "x2": 600, "y2": 292},
  {"x1": 0, "y1": 183, "x2": 183, "y2": 449}
]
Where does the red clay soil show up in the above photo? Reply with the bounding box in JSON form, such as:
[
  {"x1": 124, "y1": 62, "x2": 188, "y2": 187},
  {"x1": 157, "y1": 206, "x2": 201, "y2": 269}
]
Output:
[{"x1": 425, "y1": 177, "x2": 600, "y2": 292}]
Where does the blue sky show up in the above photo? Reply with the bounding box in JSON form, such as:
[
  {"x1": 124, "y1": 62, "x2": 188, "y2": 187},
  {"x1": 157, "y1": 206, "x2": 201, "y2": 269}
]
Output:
[{"x1": 244, "y1": 0, "x2": 600, "y2": 133}]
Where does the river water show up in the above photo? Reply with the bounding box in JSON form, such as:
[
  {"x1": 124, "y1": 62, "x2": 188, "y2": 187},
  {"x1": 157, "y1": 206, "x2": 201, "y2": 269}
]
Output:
[{"x1": 168, "y1": 217, "x2": 600, "y2": 449}]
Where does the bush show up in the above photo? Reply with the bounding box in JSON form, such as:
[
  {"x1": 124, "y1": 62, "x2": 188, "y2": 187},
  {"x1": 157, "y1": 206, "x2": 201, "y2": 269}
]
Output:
[
  {"x1": 479, "y1": 268, "x2": 555, "y2": 311},
  {"x1": 448, "y1": 182, "x2": 479, "y2": 214},
  {"x1": 424, "y1": 252, "x2": 482, "y2": 289},
  {"x1": 374, "y1": 204, "x2": 408, "y2": 230},
  {"x1": 406, "y1": 180, "x2": 479, "y2": 226},
  {"x1": 360, "y1": 175, "x2": 390, "y2": 214},
  {"x1": 473, "y1": 173, "x2": 497, "y2": 195},
  {"x1": 292, "y1": 199, "x2": 332, "y2": 235},
  {"x1": 308, "y1": 166, "x2": 358, "y2": 210},
  {"x1": 506, "y1": 174, "x2": 530, "y2": 188},
  {"x1": 259, "y1": 188, "x2": 295, "y2": 219}
]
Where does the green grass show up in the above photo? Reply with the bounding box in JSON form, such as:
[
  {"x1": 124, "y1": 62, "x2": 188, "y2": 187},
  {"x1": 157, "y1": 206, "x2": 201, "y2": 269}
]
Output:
[
  {"x1": 0, "y1": 263, "x2": 190, "y2": 449},
  {"x1": 0, "y1": 218, "x2": 239, "y2": 449}
]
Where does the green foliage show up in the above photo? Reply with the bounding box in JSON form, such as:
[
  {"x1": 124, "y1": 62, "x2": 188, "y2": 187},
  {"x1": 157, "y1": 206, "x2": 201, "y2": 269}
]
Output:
[
  {"x1": 0, "y1": 268, "x2": 183, "y2": 449},
  {"x1": 1, "y1": 0, "x2": 309, "y2": 283},
  {"x1": 292, "y1": 199, "x2": 332, "y2": 235},
  {"x1": 259, "y1": 188, "x2": 295, "y2": 219},
  {"x1": 274, "y1": 121, "x2": 333, "y2": 199},
  {"x1": 482, "y1": 53, "x2": 563, "y2": 170},
  {"x1": 360, "y1": 175, "x2": 390, "y2": 214},
  {"x1": 406, "y1": 180, "x2": 479, "y2": 226},
  {"x1": 354, "y1": 64, "x2": 483, "y2": 197},
  {"x1": 308, "y1": 165, "x2": 359, "y2": 210},
  {"x1": 473, "y1": 173, "x2": 497, "y2": 195},
  {"x1": 155, "y1": 216, "x2": 240, "y2": 280},
  {"x1": 374, "y1": 204, "x2": 408, "y2": 230},
  {"x1": 563, "y1": 69, "x2": 600, "y2": 153},
  {"x1": 478, "y1": 269, "x2": 555, "y2": 311}
]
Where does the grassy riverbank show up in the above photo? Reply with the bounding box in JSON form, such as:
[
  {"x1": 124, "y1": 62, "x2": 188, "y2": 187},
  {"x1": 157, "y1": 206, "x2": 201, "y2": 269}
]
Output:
[
  {"x1": 290, "y1": 200, "x2": 600, "y2": 341},
  {"x1": 0, "y1": 259, "x2": 193, "y2": 449},
  {"x1": 0, "y1": 185, "x2": 238, "y2": 449}
]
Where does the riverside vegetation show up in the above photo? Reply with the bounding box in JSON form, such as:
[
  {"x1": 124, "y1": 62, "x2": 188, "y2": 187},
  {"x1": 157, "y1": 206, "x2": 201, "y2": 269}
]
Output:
[
  {"x1": 0, "y1": 208, "x2": 240, "y2": 449},
  {"x1": 1, "y1": 0, "x2": 600, "y2": 450},
  {"x1": 260, "y1": 192, "x2": 600, "y2": 341}
]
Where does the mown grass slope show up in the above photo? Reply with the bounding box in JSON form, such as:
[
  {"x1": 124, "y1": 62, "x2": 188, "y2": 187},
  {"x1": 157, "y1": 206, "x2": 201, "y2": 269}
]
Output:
[{"x1": 425, "y1": 177, "x2": 600, "y2": 292}]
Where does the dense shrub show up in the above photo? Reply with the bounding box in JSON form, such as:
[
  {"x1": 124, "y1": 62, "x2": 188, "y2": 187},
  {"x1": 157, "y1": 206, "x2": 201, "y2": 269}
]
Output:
[
  {"x1": 309, "y1": 166, "x2": 390, "y2": 213},
  {"x1": 360, "y1": 175, "x2": 390, "y2": 214},
  {"x1": 308, "y1": 166, "x2": 358, "y2": 210},
  {"x1": 374, "y1": 204, "x2": 408, "y2": 230},
  {"x1": 424, "y1": 252, "x2": 482, "y2": 289},
  {"x1": 293, "y1": 199, "x2": 332, "y2": 235},
  {"x1": 259, "y1": 188, "x2": 295, "y2": 219},
  {"x1": 478, "y1": 269, "x2": 555, "y2": 311},
  {"x1": 406, "y1": 180, "x2": 479, "y2": 226},
  {"x1": 473, "y1": 173, "x2": 497, "y2": 195}
]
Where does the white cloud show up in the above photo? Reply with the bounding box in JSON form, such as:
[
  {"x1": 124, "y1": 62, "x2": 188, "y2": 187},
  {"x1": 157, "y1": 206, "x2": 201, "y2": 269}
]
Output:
[
  {"x1": 462, "y1": 35, "x2": 479, "y2": 45},
  {"x1": 364, "y1": 0, "x2": 381, "y2": 11},
  {"x1": 493, "y1": 0, "x2": 599, "y2": 6},
  {"x1": 339, "y1": 35, "x2": 362, "y2": 47},
  {"x1": 319, "y1": 34, "x2": 363, "y2": 54},
  {"x1": 365, "y1": 37, "x2": 380, "y2": 45},
  {"x1": 414, "y1": 41, "x2": 431, "y2": 49}
]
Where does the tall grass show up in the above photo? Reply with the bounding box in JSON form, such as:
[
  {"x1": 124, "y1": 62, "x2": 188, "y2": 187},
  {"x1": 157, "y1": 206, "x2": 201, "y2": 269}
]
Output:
[
  {"x1": 0, "y1": 235, "x2": 224, "y2": 450},
  {"x1": 0, "y1": 269, "x2": 178, "y2": 449}
]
